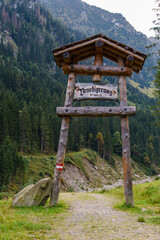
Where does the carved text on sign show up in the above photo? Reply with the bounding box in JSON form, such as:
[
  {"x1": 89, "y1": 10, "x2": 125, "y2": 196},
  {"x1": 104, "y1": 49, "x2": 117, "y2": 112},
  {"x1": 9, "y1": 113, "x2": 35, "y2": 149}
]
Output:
[{"x1": 74, "y1": 83, "x2": 118, "y2": 101}]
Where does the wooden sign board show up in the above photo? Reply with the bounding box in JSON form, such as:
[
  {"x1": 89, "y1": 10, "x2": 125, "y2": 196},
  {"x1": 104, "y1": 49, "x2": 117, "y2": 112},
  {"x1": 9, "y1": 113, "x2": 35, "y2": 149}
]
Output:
[{"x1": 74, "y1": 83, "x2": 118, "y2": 101}]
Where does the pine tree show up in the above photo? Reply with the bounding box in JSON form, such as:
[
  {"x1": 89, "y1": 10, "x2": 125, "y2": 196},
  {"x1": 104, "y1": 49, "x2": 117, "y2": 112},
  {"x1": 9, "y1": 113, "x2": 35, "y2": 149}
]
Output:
[
  {"x1": 96, "y1": 132, "x2": 104, "y2": 158},
  {"x1": 112, "y1": 131, "x2": 122, "y2": 156},
  {"x1": 19, "y1": 102, "x2": 32, "y2": 153},
  {"x1": 40, "y1": 112, "x2": 50, "y2": 153}
]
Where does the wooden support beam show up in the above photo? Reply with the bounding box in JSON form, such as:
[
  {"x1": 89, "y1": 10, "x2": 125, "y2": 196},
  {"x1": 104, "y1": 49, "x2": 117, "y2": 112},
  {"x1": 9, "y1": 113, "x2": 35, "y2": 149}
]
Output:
[
  {"x1": 54, "y1": 37, "x2": 100, "y2": 57},
  {"x1": 102, "y1": 38, "x2": 144, "y2": 62},
  {"x1": 63, "y1": 52, "x2": 71, "y2": 63},
  {"x1": 118, "y1": 57, "x2": 133, "y2": 206},
  {"x1": 50, "y1": 72, "x2": 76, "y2": 206},
  {"x1": 56, "y1": 106, "x2": 136, "y2": 117},
  {"x1": 92, "y1": 40, "x2": 104, "y2": 82},
  {"x1": 125, "y1": 55, "x2": 134, "y2": 67},
  {"x1": 95, "y1": 40, "x2": 104, "y2": 53},
  {"x1": 63, "y1": 64, "x2": 133, "y2": 76}
]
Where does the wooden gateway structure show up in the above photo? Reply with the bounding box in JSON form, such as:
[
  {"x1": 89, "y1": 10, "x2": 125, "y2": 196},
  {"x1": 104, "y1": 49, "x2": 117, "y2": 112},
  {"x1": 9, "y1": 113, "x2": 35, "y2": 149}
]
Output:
[{"x1": 50, "y1": 34, "x2": 146, "y2": 206}]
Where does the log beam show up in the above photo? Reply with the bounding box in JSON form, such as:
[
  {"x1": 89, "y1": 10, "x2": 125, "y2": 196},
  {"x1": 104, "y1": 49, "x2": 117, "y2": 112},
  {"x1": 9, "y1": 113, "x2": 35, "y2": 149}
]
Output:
[
  {"x1": 118, "y1": 57, "x2": 133, "y2": 206},
  {"x1": 95, "y1": 40, "x2": 104, "y2": 53},
  {"x1": 125, "y1": 55, "x2": 134, "y2": 67},
  {"x1": 63, "y1": 64, "x2": 133, "y2": 76},
  {"x1": 63, "y1": 52, "x2": 71, "y2": 63},
  {"x1": 50, "y1": 72, "x2": 76, "y2": 206},
  {"x1": 56, "y1": 106, "x2": 136, "y2": 117}
]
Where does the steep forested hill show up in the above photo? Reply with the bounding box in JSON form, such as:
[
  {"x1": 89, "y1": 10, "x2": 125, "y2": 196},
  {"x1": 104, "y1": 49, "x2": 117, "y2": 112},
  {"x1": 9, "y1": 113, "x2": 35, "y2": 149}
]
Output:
[
  {"x1": 38, "y1": 0, "x2": 157, "y2": 87},
  {"x1": 0, "y1": 0, "x2": 159, "y2": 190}
]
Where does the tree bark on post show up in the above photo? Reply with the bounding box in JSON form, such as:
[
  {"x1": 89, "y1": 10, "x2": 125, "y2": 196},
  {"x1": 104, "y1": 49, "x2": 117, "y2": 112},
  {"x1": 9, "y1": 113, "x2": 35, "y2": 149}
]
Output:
[
  {"x1": 118, "y1": 57, "x2": 133, "y2": 206},
  {"x1": 92, "y1": 40, "x2": 104, "y2": 82},
  {"x1": 49, "y1": 72, "x2": 76, "y2": 206}
]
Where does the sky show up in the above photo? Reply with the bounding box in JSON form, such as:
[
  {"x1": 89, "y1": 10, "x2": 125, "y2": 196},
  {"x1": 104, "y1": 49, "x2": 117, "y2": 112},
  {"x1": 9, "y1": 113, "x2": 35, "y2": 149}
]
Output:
[{"x1": 82, "y1": 0, "x2": 156, "y2": 38}]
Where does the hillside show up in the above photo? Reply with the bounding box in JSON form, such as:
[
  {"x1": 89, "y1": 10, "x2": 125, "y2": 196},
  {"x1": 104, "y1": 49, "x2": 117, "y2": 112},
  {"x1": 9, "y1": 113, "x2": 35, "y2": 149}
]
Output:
[
  {"x1": 39, "y1": 0, "x2": 157, "y2": 87},
  {"x1": 8, "y1": 149, "x2": 147, "y2": 194}
]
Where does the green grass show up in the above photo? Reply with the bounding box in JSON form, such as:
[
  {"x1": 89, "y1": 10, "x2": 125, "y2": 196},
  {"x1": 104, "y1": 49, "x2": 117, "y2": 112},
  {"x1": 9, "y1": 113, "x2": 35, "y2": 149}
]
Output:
[
  {"x1": 128, "y1": 79, "x2": 155, "y2": 98},
  {"x1": 0, "y1": 198, "x2": 68, "y2": 239},
  {"x1": 100, "y1": 179, "x2": 160, "y2": 224}
]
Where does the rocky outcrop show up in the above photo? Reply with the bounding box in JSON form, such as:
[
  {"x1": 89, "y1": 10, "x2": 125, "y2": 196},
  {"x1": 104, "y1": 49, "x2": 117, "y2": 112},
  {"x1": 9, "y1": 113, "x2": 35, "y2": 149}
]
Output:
[{"x1": 12, "y1": 178, "x2": 52, "y2": 207}]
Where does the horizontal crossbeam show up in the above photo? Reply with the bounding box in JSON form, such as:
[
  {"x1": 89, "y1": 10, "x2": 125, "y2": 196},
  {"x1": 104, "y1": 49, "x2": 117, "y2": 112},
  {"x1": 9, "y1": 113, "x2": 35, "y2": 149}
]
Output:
[
  {"x1": 62, "y1": 64, "x2": 133, "y2": 76},
  {"x1": 56, "y1": 106, "x2": 136, "y2": 117}
]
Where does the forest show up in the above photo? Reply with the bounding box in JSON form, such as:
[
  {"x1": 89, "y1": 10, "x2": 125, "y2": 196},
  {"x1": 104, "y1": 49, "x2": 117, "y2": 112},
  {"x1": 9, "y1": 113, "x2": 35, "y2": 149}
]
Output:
[{"x1": 0, "y1": 0, "x2": 160, "y2": 191}]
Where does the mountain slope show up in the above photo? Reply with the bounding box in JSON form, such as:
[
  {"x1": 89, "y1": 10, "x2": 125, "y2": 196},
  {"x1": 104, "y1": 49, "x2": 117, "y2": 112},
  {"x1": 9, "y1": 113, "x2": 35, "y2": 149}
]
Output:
[{"x1": 39, "y1": 0, "x2": 157, "y2": 87}]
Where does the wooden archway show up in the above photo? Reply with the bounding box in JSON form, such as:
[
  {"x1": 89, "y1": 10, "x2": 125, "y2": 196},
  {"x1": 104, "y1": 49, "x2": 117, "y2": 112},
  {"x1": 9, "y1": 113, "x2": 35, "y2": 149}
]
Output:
[{"x1": 49, "y1": 34, "x2": 146, "y2": 206}]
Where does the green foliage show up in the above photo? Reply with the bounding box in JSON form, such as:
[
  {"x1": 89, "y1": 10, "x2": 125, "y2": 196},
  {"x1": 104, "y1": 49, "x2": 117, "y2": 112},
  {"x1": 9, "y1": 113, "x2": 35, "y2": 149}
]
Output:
[
  {"x1": 0, "y1": 198, "x2": 67, "y2": 239},
  {"x1": 22, "y1": 154, "x2": 56, "y2": 186},
  {"x1": 112, "y1": 131, "x2": 122, "y2": 156},
  {"x1": 147, "y1": 216, "x2": 160, "y2": 225},
  {"x1": 115, "y1": 203, "x2": 142, "y2": 214},
  {"x1": 137, "y1": 216, "x2": 145, "y2": 222},
  {"x1": 0, "y1": 136, "x2": 25, "y2": 190}
]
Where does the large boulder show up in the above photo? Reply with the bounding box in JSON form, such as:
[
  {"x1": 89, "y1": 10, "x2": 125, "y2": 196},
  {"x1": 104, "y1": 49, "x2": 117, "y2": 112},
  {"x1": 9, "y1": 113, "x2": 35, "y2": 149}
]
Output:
[{"x1": 12, "y1": 178, "x2": 52, "y2": 207}]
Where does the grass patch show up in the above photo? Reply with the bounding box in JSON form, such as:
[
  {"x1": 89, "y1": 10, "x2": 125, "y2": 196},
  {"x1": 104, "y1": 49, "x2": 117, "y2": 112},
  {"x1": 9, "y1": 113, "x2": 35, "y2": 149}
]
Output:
[
  {"x1": 115, "y1": 203, "x2": 142, "y2": 214},
  {"x1": 100, "y1": 179, "x2": 160, "y2": 224},
  {"x1": 137, "y1": 216, "x2": 145, "y2": 222},
  {"x1": 147, "y1": 216, "x2": 160, "y2": 225},
  {"x1": 0, "y1": 198, "x2": 68, "y2": 239},
  {"x1": 128, "y1": 79, "x2": 155, "y2": 98}
]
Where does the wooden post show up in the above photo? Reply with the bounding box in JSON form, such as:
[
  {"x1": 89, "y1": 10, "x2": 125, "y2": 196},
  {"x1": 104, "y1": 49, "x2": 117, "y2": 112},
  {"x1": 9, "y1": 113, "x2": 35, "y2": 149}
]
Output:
[
  {"x1": 49, "y1": 72, "x2": 76, "y2": 206},
  {"x1": 92, "y1": 40, "x2": 104, "y2": 82},
  {"x1": 118, "y1": 57, "x2": 133, "y2": 206}
]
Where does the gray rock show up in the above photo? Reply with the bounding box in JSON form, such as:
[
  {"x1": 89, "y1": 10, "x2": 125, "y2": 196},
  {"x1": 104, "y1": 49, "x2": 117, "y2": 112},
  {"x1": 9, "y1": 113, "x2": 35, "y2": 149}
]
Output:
[{"x1": 12, "y1": 178, "x2": 52, "y2": 207}]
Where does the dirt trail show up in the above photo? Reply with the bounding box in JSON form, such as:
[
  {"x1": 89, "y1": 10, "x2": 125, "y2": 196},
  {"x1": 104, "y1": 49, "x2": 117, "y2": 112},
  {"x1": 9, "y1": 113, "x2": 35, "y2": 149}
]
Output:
[{"x1": 49, "y1": 192, "x2": 160, "y2": 240}]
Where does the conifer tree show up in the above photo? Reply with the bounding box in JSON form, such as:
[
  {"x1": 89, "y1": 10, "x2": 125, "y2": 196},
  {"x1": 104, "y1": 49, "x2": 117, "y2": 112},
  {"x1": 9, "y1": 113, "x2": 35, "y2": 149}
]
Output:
[
  {"x1": 112, "y1": 131, "x2": 122, "y2": 156},
  {"x1": 19, "y1": 102, "x2": 32, "y2": 153}
]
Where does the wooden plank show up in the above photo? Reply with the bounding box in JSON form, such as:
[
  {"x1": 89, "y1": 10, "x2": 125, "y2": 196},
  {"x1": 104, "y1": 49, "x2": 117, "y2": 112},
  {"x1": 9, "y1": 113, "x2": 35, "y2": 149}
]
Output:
[
  {"x1": 118, "y1": 57, "x2": 133, "y2": 206},
  {"x1": 103, "y1": 46, "x2": 142, "y2": 71},
  {"x1": 101, "y1": 38, "x2": 144, "y2": 62},
  {"x1": 74, "y1": 83, "x2": 118, "y2": 101},
  {"x1": 72, "y1": 49, "x2": 95, "y2": 63},
  {"x1": 53, "y1": 37, "x2": 101, "y2": 57},
  {"x1": 63, "y1": 64, "x2": 133, "y2": 76},
  {"x1": 53, "y1": 34, "x2": 146, "y2": 59},
  {"x1": 54, "y1": 37, "x2": 144, "y2": 63},
  {"x1": 56, "y1": 106, "x2": 136, "y2": 117},
  {"x1": 49, "y1": 72, "x2": 76, "y2": 206}
]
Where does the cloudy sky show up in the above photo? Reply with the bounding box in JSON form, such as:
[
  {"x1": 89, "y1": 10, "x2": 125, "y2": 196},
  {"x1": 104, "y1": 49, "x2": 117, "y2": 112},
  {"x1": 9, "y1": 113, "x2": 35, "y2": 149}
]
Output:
[{"x1": 82, "y1": 0, "x2": 156, "y2": 37}]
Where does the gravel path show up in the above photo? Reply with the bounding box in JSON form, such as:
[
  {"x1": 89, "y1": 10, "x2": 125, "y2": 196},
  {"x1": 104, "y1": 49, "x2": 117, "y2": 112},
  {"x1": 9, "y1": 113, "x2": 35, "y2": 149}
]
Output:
[{"x1": 49, "y1": 192, "x2": 160, "y2": 240}]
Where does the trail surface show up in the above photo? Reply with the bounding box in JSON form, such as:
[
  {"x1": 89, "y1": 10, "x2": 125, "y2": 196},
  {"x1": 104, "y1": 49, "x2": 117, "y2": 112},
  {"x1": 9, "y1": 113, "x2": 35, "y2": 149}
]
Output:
[{"x1": 49, "y1": 192, "x2": 160, "y2": 240}]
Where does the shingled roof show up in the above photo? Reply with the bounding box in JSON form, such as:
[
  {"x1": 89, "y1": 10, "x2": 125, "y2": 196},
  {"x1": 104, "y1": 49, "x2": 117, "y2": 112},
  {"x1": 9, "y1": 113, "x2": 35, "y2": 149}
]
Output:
[{"x1": 52, "y1": 34, "x2": 147, "y2": 73}]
